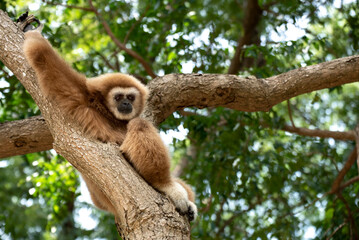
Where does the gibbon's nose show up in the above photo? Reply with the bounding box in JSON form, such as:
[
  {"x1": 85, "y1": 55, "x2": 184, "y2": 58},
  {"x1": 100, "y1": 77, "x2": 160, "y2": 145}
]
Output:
[{"x1": 118, "y1": 100, "x2": 132, "y2": 114}]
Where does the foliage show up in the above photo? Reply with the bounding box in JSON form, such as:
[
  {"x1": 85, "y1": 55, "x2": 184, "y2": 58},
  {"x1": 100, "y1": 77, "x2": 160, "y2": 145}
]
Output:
[{"x1": 1, "y1": 0, "x2": 359, "y2": 239}]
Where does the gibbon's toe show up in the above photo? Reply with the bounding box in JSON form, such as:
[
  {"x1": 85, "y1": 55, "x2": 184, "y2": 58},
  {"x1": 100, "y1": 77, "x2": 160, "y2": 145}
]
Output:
[
  {"x1": 174, "y1": 199, "x2": 198, "y2": 222},
  {"x1": 173, "y1": 198, "x2": 189, "y2": 216},
  {"x1": 187, "y1": 201, "x2": 198, "y2": 222},
  {"x1": 187, "y1": 208, "x2": 194, "y2": 221}
]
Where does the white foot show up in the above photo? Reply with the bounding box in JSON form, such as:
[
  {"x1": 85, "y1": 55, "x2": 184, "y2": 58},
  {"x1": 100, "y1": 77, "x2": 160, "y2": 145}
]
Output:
[{"x1": 160, "y1": 181, "x2": 197, "y2": 221}]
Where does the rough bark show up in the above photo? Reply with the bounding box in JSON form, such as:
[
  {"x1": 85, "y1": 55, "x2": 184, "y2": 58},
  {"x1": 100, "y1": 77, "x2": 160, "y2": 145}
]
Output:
[
  {"x1": 0, "y1": 116, "x2": 53, "y2": 158},
  {"x1": 145, "y1": 59, "x2": 359, "y2": 124},
  {"x1": 0, "y1": 10, "x2": 190, "y2": 239}
]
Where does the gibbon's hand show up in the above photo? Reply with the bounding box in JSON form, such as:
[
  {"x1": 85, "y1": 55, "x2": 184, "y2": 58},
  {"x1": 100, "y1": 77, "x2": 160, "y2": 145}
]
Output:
[
  {"x1": 16, "y1": 11, "x2": 44, "y2": 33},
  {"x1": 127, "y1": 117, "x2": 152, "y2": 132}
]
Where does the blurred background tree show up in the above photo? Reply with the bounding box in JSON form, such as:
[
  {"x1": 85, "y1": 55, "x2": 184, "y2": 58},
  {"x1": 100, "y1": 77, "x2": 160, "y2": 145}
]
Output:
[{"x1": 0, "y1": 0, "x2": 358, "y2": 239}]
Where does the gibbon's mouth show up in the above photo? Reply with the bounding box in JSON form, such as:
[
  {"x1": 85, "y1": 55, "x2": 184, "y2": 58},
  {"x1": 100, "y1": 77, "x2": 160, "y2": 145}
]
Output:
[{"x1": 117, "y1": 104, "x2": 132, "y2": 114}]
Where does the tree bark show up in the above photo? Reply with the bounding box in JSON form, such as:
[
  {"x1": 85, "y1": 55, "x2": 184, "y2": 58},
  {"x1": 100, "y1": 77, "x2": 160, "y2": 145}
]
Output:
[
  {"x1": 0, "y1": 10, "x2": 190, "y2": 239},
  {"x1": 0, "y1": 116, "x2": 53, "y2": 158}
]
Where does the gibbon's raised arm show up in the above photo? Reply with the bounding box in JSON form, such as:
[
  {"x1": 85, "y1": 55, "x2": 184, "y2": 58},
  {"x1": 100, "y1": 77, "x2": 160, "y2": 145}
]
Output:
[
  {"x1": 22, "y1": 31, "x2": 118, "y2": 141},
  {"x1": 23, "y1": 31, "x2": 88, "y2": 104}
]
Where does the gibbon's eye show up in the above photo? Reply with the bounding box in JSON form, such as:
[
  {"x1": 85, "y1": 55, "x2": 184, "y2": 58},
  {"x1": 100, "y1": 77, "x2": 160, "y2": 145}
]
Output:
[
  {"x1": 127, "y1": 94, "x2": 135, "y2": 101},
  {"x1": 114, "y1": 94, "x2": 124, "y2": 101}
]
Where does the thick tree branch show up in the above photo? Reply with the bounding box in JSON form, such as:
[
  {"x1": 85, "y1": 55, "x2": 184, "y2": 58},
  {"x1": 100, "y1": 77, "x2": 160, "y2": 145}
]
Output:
[
  {"x1": 2, "y1": 117, "x2": 355, "y2": 159},
  {"x1": 144, "y1": 58, "x2": 359, "y2": 124},
  {"x1": 0, "y1": 116, "x2": 53, "y2": 158}
]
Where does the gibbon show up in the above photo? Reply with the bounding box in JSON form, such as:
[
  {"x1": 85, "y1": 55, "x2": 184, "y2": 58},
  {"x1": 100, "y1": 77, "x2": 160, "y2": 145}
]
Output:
[{"x1": 22, "y1": 23, "x2": 197, "y2": 221}]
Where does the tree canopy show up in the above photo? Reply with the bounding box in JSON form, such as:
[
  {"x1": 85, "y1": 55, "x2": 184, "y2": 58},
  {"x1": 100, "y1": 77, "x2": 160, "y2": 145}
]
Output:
[{"x1": 1, "y1": 0, "x2": 359, "y2": 239}]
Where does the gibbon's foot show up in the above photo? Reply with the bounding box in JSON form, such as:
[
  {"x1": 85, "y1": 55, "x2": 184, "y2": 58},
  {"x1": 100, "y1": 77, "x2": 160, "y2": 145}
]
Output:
[
  {"x1": 16, "y1": 11, "x2": 43, "y2": 32},
  {"x1": 161, "y1": 182, "x2": 198, "y2": 221},
  {"x1": 174, "y1": 199, "x2": 197, "y2": 222}
]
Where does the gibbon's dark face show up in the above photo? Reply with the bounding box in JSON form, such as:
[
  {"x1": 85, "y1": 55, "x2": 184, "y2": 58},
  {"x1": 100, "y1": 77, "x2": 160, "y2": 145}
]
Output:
[{"x1": 106, "y1": 87, "x2": 142, "y2": 120}]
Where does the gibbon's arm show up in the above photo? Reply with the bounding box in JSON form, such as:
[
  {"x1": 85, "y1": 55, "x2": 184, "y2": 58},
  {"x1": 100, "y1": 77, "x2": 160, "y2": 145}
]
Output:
[
  {"x1": 23, "y1": 31, "x2": 88, "y2": 109},
  {"x1": 23, "y1": 31, "x2": 121, "y2": 141},
  {"x1": 120, "y1": 118, "x2": 172, "y2": 188}
]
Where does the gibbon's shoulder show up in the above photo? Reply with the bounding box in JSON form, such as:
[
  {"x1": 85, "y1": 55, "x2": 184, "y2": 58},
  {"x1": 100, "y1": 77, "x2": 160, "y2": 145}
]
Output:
[{"x1": 87, "y1": 73, "x2": 149, "y2": 98}]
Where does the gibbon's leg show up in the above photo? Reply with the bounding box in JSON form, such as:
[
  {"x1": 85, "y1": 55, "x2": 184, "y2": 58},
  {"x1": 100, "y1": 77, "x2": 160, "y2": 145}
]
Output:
[
  {"x1": 81, "y1": 174, "x2": 116, "y2": 214},
  {"x1": 120, "y1": 118, "x2": 198, "y2": 221}
]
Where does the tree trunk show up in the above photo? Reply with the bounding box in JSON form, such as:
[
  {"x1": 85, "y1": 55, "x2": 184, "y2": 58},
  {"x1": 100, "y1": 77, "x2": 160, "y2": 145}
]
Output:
[{"x1": 0, "y1": 10, "x2": 190, "y2": 239}]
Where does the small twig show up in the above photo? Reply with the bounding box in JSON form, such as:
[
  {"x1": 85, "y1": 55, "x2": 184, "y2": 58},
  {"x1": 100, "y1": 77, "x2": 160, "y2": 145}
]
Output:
[
  {"x1": 354, "y1": 124, "x2": 359, "y2": 175},
  {"x1": 337, "y1": 193, "x2": 358, "y2": 239},
  {"x1": 287, "y1": 99, "x2": 296, "y2": 128},
  {"x1": 293, "y1": 192, "x2": 329, "y2": 216},
  {"x1": 123, "y1": 5, "x2": 149, "y2": 44},
  {"x1": 199, "y1": 195, "x2": 213, "y2": 213},
  {"x1": 330, "y1": 147, "x2": 357, "y2": 194},
  {"x1": 339, "y1": 176, "x2": 359, "y2": 190},
  {"x1": 293, "y1": 175, "x2": 359, "y2": 217},
  {"x1": 326, "y1": 222, "x2": 347, "y2": 240},
  {"x1": 282, "y1": 125, "x2": 356, "y2": 141},
  {"x1": 44, "y1": 1, "x2": 95, "y2": 12},
  {"x1": 96, "y1": 51, "x2": 117, "y2": 71}
]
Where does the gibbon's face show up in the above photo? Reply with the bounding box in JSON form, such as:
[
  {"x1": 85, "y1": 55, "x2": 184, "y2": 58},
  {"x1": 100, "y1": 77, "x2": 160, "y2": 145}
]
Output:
[{"x1": 106, "y1": 87, "x2": 142, "y2": 120}]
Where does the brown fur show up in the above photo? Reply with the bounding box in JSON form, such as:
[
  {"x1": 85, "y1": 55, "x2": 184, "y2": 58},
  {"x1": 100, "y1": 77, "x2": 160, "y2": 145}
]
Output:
[{"x1": 23, "y1": 31, "x2": 197, "y2": 219}]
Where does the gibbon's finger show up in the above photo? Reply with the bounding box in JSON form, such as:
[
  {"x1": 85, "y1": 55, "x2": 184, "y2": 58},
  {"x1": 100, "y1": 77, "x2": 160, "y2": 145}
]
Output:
[{"x1": 16, "y1": 12, "x2": 43, "y2": 32}]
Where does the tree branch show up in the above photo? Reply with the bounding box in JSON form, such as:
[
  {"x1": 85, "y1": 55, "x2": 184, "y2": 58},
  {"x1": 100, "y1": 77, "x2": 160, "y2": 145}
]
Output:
[
  {"x1": 144, "y1": 58, "x2": 359, "y2": 124},
  {"x1": 336, "y1": 193, "x2": 358, "y2": 239},
  {"x1": 282, "y1": 125, "x2": 355, "y2": 141},
  {"x1": 0, "y1": 116, "x2": 53, "y2": 158}
]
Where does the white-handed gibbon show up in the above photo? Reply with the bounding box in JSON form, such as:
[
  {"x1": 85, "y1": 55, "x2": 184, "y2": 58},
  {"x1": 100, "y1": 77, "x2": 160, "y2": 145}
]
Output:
[{"x1": 21, "y1": 21, "x2": 197, "y2": 221}]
